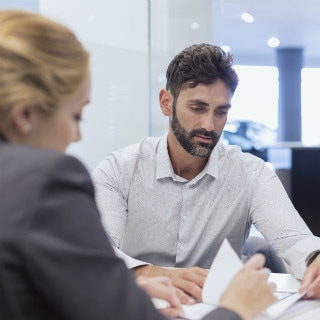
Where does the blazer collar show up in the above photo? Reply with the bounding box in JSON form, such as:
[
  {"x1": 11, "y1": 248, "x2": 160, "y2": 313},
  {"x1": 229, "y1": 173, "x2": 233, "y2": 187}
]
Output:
[{"x1": 0, "y1": 133, "x2": 7, "y2": 144}]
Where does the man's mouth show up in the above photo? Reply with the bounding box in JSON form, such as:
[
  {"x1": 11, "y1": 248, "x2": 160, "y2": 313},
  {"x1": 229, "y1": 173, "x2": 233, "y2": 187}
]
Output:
[{"x1": 194, "y1": 135, "x2": 213, "y2": 143}]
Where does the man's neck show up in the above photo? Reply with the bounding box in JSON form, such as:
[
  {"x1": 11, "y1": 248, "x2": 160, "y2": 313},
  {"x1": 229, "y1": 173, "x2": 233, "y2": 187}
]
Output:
[{"x1": 167, "y1": 134, "x2": 208, "y2": 181}]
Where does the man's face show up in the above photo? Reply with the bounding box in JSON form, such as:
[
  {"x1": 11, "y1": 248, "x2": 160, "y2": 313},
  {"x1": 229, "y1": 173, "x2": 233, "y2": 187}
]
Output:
[{"x1": 170, "y1": 80, "x2": 232, "y2": 157}]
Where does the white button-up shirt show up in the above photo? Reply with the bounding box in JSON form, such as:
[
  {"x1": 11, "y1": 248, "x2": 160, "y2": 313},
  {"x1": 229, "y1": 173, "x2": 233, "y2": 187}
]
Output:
[{"x1": 92, "y1": 133, "x2": 320, "y2": 279}]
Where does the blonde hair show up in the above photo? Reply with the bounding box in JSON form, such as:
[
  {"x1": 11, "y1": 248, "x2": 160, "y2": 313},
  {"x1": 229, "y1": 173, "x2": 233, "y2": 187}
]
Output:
[{"x1": 0, "y1": 10, "x2": 89, "y2": 128}]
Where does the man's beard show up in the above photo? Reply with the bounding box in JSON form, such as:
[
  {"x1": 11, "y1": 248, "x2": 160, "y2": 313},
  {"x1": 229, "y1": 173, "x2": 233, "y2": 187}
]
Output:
[{"x1": 171, "y1": 105, "x2": 220, "y2": 157}]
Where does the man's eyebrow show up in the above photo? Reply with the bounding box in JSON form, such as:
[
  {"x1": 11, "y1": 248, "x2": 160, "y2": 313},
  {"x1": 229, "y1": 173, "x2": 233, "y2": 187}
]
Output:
[
  {"x1": 217, "y1": 104, "x2": 232, "y2": 109},
  {"x1": 187, "y1": 99, "x2": 231, "y2": 109},
  {"x1": 187, "y1": 99, "x2": 209, "y2": 106}
]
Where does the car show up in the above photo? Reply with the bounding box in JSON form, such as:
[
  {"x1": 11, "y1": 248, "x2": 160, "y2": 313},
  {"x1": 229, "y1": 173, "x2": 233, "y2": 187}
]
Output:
[
  {"x1": 226, "y1": 120, "x2": 277, "y2": 145},
  {"x1": 221, "y1": 129, "x2": 269, "y2": 161}
]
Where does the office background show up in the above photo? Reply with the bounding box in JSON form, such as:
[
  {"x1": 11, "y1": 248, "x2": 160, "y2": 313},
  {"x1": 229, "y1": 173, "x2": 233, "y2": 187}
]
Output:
[
  {"x1": 3, "y1": 1, "x2": 320, "y2": 234},
  {"x1": 2, "y1": 0, "x2": 320, "y2": 171}
]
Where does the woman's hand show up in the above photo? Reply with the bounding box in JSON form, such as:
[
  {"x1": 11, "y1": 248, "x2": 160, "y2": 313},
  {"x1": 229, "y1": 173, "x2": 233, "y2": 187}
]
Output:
[
  {"x1": 219, "y1": 254, "x2": 277, "y2": 320},
  {"x1": 136, "y1": 275, "x2": 183, "y2": 318}
]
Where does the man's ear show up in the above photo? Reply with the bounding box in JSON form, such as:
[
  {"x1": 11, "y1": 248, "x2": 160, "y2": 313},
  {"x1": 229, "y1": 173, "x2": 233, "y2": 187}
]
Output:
[
  {"x1": 159, "y1": 89, "x2": 173, "y2": 116},
  {"x1": 12, "y1": 105, "x2": 33, "y2": 134}
]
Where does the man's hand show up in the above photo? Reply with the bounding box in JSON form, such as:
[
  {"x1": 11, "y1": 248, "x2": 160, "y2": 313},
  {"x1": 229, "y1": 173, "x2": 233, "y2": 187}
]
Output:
[
  {"x1": 300, "y1": 254, "x2": 320, "y2": 298},
  {"x1": 133, "y1": 265, "x2": 208, "y2": 304},
  {"x1": 219, "y1": 254, "x2": 277, "y2": 320},
  {"x1": 136, "y1": 276, "x2": 182, "y2": 318}
]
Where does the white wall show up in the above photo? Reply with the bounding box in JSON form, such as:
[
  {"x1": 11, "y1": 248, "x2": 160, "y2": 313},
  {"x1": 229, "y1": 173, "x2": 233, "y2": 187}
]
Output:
[
  {"x1": 40, "y1": 0, "x2": 150, "y2": 172},
  {"x1": 0, "y1": 0, "x2": 38, "y2": 11}
]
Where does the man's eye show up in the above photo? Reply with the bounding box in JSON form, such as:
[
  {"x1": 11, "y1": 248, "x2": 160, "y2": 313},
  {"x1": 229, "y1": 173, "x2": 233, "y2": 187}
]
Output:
[
  {"x1": 215, "y1": 110, "x2": 228, "y2": 116},
  {"x1": 191, "y1": 107, "x2": 205, "y2": 113}
]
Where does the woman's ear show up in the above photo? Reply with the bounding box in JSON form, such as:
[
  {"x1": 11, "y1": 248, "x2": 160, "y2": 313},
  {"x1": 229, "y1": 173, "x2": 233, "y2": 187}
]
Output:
[
  {"x1": 159, "y1": 89, "x2": 173, "y2": 116},
  {"x1": 12, "y1": 105, "x2": 33, "y2": 134}
]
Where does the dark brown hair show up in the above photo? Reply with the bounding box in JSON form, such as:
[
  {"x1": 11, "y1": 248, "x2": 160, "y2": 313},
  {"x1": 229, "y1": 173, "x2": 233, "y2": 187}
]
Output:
[{"x1": 166, "y1": 43, "x2": 239, "y2": 99}]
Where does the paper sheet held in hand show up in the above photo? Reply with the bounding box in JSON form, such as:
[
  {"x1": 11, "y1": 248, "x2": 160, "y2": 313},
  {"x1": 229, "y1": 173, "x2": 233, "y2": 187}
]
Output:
[{"x1": 181, "y1": 239, "x2": 304, "y2": 320}]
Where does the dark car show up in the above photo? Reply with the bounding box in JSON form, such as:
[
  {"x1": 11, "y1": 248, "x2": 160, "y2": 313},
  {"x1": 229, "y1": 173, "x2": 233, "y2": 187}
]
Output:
[
  {"x1": 221, "y1": 128, "x2": 268, "y2": 161},
  {"x1": 226, "y1": 120, "x2": 277, "y2": 145}
]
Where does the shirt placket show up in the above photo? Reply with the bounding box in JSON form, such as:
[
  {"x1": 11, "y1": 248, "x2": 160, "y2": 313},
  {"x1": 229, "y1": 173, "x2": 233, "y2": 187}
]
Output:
[{"x1": 176, "y1": 182, "x2": 194, "y2": 264}]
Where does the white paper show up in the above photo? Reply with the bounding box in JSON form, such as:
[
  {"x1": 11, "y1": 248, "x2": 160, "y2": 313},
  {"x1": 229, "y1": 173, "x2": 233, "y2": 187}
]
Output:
[
  {"x1": 269, "y1": 273, "x2": 300, "y2": 294},
  {"x1": 276, "y1": 299, "x2": 320, "y2": 319},
  {"x1": 181, "y1": 303, "x2": 215, "y2": 320},
  {"x1": 181, "y1": 239, "x2": 309, "y2": 320},
  {"x1": 264, "y1": 292, "x2": 305, "y2": 318},
  {"x1": 202, "y1": 239, "x2": 243, "y2": 304}
]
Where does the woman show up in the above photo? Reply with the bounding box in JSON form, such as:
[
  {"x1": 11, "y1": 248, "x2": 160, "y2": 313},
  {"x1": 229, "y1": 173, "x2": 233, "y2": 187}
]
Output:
[{"x1": 0, "y1": 9, "x2": 275, "y2": 320}]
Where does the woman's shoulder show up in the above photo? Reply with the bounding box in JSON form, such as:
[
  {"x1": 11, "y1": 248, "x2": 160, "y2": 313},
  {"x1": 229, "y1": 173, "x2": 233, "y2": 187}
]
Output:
[{"x1": 1, "y1": 143, "x2": 89, "y2": 181}]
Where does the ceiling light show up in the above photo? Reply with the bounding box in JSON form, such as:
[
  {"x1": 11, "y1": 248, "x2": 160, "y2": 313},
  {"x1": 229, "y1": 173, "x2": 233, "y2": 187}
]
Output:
[
  {"x1": 221, "y1": 45, "x2": 231, "y2": 52},
  {"x1": 191, "y1": 22, "x2": 199, "y2": 30},
  {"x1": 241, "y1": 13, "x2": 254, "y2": 23},
  {"x1": 268, "y1": 37, "x2": 280, "y2": 48}
]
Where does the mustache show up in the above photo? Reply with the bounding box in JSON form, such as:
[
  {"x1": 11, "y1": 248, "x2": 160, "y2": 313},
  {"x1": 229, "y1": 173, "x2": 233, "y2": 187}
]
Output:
[{"x1": 189, "y1": 128, "x2": 219, "y2": 140}]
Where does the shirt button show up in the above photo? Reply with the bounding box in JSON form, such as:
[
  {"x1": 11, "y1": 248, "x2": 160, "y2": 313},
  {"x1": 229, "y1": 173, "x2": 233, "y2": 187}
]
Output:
[
  {"x1": 180, "y1": 245, "x2": 184, "y2": 250},
  {"x1": 182, "y1": 215, "x2": 187, "y2": 221}
]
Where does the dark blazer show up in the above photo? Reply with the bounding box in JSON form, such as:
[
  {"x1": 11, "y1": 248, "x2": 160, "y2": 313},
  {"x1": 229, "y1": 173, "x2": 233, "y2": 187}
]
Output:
[{"x1": 0, "y1": 137, "x2": 241, "y2": 320}]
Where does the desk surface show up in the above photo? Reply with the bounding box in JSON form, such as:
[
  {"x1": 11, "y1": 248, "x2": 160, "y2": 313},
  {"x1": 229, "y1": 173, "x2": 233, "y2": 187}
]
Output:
[
  {"x1": 258, "y1": 273, "x2": 320, "y2": 319},
  {"x1": 278, "y1": 299, "x2": 320, "y2": 320},
  {"x1": 177, "y1": 273, "x2": 320, "y2": 320}
]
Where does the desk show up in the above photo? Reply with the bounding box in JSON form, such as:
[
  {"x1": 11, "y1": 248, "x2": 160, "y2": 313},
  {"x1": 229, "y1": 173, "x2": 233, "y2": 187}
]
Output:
[
  {"x1": 278, "y1": 299, "x2": 320, "y2": 320},
  {"x1": 256, "y1": 273, "x2": 320, "y2": 319},
  {"x1": 175, "y1": 273, "x2": 320, "y2": 320}
]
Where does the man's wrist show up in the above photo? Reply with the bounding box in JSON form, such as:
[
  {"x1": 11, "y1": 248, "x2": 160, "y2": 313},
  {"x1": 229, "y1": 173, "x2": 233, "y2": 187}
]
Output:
[{"x1": 133, "y1": 264, "x2": 158, "y2": 277}]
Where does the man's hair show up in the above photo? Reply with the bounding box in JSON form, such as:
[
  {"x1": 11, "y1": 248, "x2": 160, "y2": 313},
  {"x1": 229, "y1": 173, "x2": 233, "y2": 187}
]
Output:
[{"x1": 166, "y1": 43, "x2": 239, "y2": 99}]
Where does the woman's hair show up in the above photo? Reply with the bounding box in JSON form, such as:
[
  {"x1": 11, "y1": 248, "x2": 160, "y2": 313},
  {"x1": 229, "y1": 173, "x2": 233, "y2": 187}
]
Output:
[
  {"x1": 0, "y1": 9, "x2": 89, "y2": 127},
  {"x1": 166, "y1": 43, "x2": 239, "y2": 99}
]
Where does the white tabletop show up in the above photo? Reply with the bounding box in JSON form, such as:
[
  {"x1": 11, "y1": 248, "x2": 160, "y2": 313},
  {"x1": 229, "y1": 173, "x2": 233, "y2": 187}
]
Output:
[
  {"x1": 175, "y1": 273, "x2": 320, "y2": 320},
  {"x1": 257, "y1": 273, "x2": 320, "y2": 319}
]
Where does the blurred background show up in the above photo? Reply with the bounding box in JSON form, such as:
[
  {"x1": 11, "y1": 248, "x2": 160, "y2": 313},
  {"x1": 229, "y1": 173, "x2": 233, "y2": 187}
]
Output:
[{"x1": 2, "y1": 0, "x2": 320, "y2": 234}]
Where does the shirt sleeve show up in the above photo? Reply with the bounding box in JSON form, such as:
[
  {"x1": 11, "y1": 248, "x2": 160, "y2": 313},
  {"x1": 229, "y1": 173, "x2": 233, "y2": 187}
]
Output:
[
  {"x1": 249, "y1": 162, "x2": 320, "y2": 279},
  {"x1": 92, "y1": 156, "x2": 150, "y2": 269},
  {"x1": 113, "y1": 246, "x2": 149, "y2": 269},
  {"x1": 21, "y1": 155, "x2": 167, "y2": 320}
]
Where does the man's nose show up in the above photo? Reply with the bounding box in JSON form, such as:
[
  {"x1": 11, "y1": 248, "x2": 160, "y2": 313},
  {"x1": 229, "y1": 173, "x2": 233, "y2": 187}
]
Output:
[{"x1": 201, "y1": 115, "x2": 215, "y2": 132}]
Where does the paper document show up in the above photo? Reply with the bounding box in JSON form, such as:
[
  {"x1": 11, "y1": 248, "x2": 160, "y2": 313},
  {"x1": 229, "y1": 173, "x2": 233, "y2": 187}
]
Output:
[
  {"x1": 262, "y1": 292, "x2": 305, "y2": 319},
  {"x1": 202, "y1": 239, "x2": 243, "y2": 304},
  {"x1": 269, "y1": 273, "x2": 300, "y2": 294},
  {"x1": 180, "y1": 239, "x2": 305, "y2": 320}
]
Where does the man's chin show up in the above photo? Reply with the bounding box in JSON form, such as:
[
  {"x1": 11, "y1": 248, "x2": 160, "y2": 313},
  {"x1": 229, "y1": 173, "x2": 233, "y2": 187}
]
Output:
[
  {"x1": 190, "y1": 145, "x2": 214, "y2": 157},
  {"x1": 198, "y1": 141, "x2": 217, "y2": 150}
]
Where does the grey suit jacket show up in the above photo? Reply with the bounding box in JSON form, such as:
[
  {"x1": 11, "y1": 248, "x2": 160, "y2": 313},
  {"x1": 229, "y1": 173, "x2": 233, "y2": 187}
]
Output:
[{"x1": 0, "y1": 137, "x2": 241, "y2": 320}]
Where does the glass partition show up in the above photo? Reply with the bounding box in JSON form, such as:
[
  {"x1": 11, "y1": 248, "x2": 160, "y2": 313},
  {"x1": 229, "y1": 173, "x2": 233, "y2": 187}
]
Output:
[{"x1": 149, "y1": 0, "x2": 214, "y2": 136}]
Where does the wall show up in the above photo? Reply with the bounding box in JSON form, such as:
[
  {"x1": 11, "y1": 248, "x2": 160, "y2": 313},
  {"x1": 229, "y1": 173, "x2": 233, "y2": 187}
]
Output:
[
  {"x1": 40, "y1": 0, "x2": 150, "y2": 172},
  {"x1": 0, "y1": 0, "x2": 38, "y2": 11}
]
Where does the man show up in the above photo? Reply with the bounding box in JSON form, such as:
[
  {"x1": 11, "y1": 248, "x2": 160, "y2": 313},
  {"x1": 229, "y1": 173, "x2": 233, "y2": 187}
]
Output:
[{"x1": 92, "y1": 43, "x2": 320, "y2": 304}]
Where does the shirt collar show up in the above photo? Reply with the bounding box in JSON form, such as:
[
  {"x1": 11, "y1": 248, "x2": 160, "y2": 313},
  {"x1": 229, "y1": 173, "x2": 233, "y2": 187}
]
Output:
[
  {"x1": 156, "y1": 132, "x2": 174, "y2": 179},
  {"x1": 156, "y1": 131, "x2": 219, "y2": 180}
]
